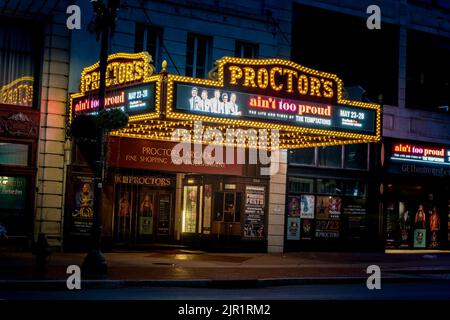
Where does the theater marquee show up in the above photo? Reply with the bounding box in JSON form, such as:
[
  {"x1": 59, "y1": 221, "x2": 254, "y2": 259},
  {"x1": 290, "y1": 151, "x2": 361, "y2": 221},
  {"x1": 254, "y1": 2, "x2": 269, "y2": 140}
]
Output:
[
  {"x1": 69, "y1": 52, "x2": 161, "y2": 124},
  {"x1": 70, "y1": 53, "x2": 381, "y2": 150},
  {"x1": 164, "y1": 57, "x2": 381, "y2": 149}
]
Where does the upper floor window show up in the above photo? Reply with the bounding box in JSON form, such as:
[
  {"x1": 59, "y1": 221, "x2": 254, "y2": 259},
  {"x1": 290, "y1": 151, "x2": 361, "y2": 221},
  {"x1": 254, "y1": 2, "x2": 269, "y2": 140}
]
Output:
[
  {"x1": 406, "y1": 30, "x2": 450, "y2": 112},
  {"x1": 134, "y1": 24, "x2": 163, "y2": 68},
  {"x1": 289, "y1": 144, "x2": 369, "y2": 170},
  {"x1": 288, "y1": 148, "x2": 315, "y2": 166},
  {"x1": 186, "y1": 33, "x2": 212, "y2": 78},
  {"x1": 292, "y1": 4, "x2": 399, "y2": 105},
  {"x1": 0, "y1": 20, "x2": 41, "y2": 108},
  {"x1": 235, "y1": 41, "x2": 259, "y2": 58},
  {"x1": 344, "y1": 144, "x2": 368, "y2": 170},
  {"x1": 318, "y1": 146, "x2": 342, "y2": 168}
]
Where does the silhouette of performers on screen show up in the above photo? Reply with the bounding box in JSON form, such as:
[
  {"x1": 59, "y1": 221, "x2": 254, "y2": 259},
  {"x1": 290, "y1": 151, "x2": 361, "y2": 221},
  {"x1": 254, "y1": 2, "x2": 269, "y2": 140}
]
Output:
[{"x1": 189, "y1": 87, "x2": 241, "y2": 116}]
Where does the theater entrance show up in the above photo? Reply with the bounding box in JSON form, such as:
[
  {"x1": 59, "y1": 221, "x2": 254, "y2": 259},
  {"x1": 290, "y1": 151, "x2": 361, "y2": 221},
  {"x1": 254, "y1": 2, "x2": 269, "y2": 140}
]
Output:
[{"x1": 113, "y1": 174, "x2": 175, "y2": 245}]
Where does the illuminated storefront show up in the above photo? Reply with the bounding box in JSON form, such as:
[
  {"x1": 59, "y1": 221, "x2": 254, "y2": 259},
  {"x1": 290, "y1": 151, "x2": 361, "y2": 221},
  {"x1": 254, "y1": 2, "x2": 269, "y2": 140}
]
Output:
[
  {"x1": 383, "y1": 139, "x2": 450, "y2": 250},
  {"x1": 66, "y1": 52, "x2": 381, "y2": 251},
  {"x1": 0, "y1": 18, "x2": 42, "y2": 243}
]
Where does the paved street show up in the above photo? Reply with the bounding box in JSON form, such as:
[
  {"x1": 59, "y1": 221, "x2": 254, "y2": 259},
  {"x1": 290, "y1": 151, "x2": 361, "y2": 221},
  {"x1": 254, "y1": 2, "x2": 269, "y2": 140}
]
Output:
[
  {"x1": 2, "y1": 281, "x2": 450, "y2": 300},
  {"x1": 1, "y1": 249, "x2": 450, "y2": 301}
]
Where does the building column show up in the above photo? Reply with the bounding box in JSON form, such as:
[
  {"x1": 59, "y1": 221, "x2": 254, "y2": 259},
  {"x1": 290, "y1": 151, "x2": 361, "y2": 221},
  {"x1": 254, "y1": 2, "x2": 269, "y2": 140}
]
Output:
[
  {"x1": 267, "y1": 150, "x2": 287, "y2": 253},
  {"x1": 34, "y1": 20, "x2": 70, "y2": 247}
]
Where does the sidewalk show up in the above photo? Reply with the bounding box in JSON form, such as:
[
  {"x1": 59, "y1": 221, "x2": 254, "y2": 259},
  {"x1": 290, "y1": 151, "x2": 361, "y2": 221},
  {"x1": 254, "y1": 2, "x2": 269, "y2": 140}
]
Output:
[{"x1": 1, "y1": 249, "x2": 450, "y2": 289}]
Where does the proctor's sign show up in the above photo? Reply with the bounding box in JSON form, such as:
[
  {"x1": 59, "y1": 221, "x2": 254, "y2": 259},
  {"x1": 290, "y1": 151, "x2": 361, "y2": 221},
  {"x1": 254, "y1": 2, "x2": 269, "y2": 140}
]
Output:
[
  {"x1": 166, "y1": 57, "x2": 381, "y2": 140},
  {"x1": 108, "y1": 136, "x2": 245, "y2": 176},
  {"x1": 69, "y1": 52, "x2": 161, "y2": 123}
]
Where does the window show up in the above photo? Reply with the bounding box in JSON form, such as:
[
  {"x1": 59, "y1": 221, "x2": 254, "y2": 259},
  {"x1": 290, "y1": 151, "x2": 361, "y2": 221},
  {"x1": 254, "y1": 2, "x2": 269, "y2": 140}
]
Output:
[
  {"x1": 214, "y1": 192, "x2": 242, "y2": 223},
  {"x1": 235, "y1": 41, "x2": 259, "y2": 58},
  {"x1": 135, "y1": 24, "x2": 163, "y2": 68},
  {"x1": 343, "y1": 181, "x2": 367, "y2": 197},
  {"x1": 0, "y1": 20, "x2": 41, "y2": 108},
  {"x1": 318, "y1": 146, "x2": 342, "y2": 168},
  {"x1": 288, "y1": 177, "x2": 314, "y2": 194},
  {"x1": 344, "y1": 144, "x2": 368, "y2": 170},
  {"x1": 289, "y1": 148, "x2": 315, "y2": 166},
  {"x1": 186, "y1": 33, "x2": 212, "y2": 78},
  {"x1": 292, "y1": 4, "x2": 399, "y2": 105},
  {"x1": 317, "y1": 179, "x2": 342, "y2": 195},
  {"x1": 0, "y1": 143, "x2": 29, "y2": 166},
  {"x1": 406, "y1": 30, "x2": 450, "y2": 111}
]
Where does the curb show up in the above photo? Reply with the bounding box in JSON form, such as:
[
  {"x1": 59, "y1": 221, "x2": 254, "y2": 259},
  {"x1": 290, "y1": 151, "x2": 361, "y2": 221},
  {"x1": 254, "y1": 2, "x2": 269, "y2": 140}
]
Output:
[{"x1": 0, "y1": 274, "x2": 446, "y2": 291}]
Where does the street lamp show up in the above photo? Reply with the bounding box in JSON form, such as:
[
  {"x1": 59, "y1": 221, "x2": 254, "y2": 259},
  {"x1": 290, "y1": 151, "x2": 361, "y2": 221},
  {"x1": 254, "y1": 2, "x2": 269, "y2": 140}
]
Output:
[{"x1": 82, "y1": 0, "x2": 120, "y2": 277}]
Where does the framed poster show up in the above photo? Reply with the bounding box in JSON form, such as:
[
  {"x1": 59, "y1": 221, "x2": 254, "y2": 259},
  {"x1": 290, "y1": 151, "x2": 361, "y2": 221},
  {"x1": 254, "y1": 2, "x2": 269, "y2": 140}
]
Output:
[
  {"x1": 70, "y1": 176, "x2": 94, "y2": 236},
  {"x1": 316, "y1": 196, "x2": 329, "y2": 220},
  {"x1": 243, "y1": 186, "x2": 265, "y2": 239},
  {"x1": 413, "y1": 229, "x2": 426, "y2": 248},
  {"x1": 287, "y1": 196, "x2": 301, "y2": 217},
  {"x1": 301, "y1": 219, "x2": 314, "y2": 240},
  {"x1": 157, "y1": 194, "x2": 171, "y2": 235},
  {"x1": 329, "y1": 196, "x2": 342, "y2": 219},
  {"x1": 300, "y1": 195, "x2": 315, "y2": 219},
  {"x1": 139, "y1": 191, "x2": 154, "y2": 235},
  {"x1": 286, "y1": 217, "x2": 301, "y2": 240}
]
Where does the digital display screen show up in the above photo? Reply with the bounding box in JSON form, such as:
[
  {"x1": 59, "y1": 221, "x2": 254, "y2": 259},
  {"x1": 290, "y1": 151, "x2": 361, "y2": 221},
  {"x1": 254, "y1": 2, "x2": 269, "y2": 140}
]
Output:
[
  {"x1": 390, "y1": 142, "x2": 450, "y2": 166},
  {"x1": 72, "y1": 82, "x2": 155, "y2": 116},
  {"x1": 174, "y1": 84, "x2": 376, "y2": 134}
]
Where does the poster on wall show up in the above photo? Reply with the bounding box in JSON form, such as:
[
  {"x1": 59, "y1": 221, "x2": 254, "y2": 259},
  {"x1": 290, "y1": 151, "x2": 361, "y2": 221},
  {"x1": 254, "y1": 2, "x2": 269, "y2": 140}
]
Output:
[
  {"x1": 243, "y1": 186, "x2": 265, "y2": 239},
  {"x1": 300, "y1": 195, "x2": 315, "y2": 219},
  {"x1": 70, "y1": 176, "x2": 94, "y2": 235},
  {"x1": 286, "y1": 217, "x2": 301, "y2": 240},
  {"x1": 316, "y1": 196, "x2": 330, "y2": 220},
  {"x1": 138, "y1": 191, "x2": 154, "y2": 235},
  {"x1": 329, "y1": 197, "x2": 342, "y2": 219},
  {"x1": 301, "y1": 219, "x2": 314, "y2": 240},
  {"x1": 157, "y1": 194, "x2": 171, "y2": 235},
  {"x1": 413, "y1": 229, "x2": 426, "y2": 248},
  {"x1": 115, "y1": 189, "x2": 133, "y2": 240},
  {"x1": 203, "y1": 185, "x2": 212, "y2": 234},
  {"x1": 287, "y1": 196, "x2": 301, "y2": 216},
  {"x1": 429, "y1": 206, "x2": 440, "y2": 248},
  {"x1": 315, "y1": 219, "x2": 340, "y2": 238}
]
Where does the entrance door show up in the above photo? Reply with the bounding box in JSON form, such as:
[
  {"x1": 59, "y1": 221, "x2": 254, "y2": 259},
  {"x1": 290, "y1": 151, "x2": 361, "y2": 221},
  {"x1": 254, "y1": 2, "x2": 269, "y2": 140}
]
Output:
[
  {"x1": 114, "y1": 186, "x2": 174, "y2": 244},
  {"x1": 181, "y1": 185, "x2": 203, "y2": 236},
  {"x1": 212, "y1": 191, "x2": 242, "y2": 239}
]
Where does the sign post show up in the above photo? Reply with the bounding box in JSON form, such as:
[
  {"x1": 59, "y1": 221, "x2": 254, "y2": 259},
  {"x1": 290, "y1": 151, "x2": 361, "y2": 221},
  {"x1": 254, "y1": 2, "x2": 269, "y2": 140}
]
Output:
[{"x1": 81, "y1": 0, "x2": 121, "y2": 277}]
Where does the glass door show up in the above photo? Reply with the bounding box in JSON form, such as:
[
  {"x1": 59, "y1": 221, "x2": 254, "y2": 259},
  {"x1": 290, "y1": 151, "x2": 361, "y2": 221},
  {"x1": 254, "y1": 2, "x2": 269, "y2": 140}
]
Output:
[{"x1": 182, "y1": 185, "x2": 203, "y2": 234}]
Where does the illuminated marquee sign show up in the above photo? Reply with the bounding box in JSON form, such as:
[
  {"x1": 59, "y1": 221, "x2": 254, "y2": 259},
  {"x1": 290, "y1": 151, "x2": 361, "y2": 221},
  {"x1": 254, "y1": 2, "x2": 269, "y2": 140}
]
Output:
[
  {"x1": 391, "y1": 142, "x2": 450, "y2": 166},
  {"x1": 175, "y1": 84, "x2": 375, "y2": 134},
  {"x1": 0, "y1": 76, "x2": 34, "y2": 107},
  {"x1": 72, "y1": 83, "x2": 155, "y2": 115},
  {"x1": 69, "y1": 52, "x2": 161, "y2": 123},
  {"x1": 166, "y1": 57, "x2": 381, "y2": 147}
]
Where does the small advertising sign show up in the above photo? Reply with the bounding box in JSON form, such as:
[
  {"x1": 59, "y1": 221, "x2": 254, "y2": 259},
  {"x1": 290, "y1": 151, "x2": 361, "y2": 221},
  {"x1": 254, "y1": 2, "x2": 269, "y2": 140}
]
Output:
[
  {"x1": 286, "y1": 217, "x2": 301, "y2": 240},
  {"x1": 243, "y1": 186, "x2": 265, "y2": 239},
  {"x1": 300, "y1": 195, "x2": 315, "y2": 219}
]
